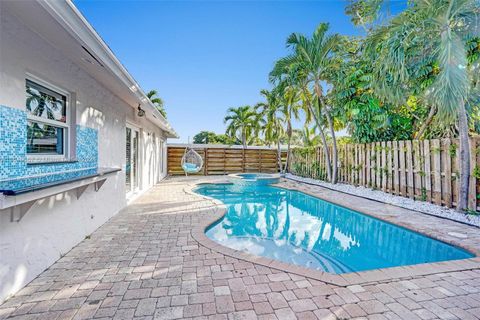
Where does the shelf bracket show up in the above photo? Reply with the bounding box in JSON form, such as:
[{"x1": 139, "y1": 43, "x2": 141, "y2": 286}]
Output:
[
  {"x1": 76, "y1": 185, "x2": 89, "y2": 199},
  {"x1": 10, "y1": 200, "x2": 36, "y2": 222},
  {"x1": 94, "y1": 179, "x2": 106, "y2": 192}
]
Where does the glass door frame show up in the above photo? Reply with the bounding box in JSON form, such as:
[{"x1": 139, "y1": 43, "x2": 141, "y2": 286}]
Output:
[{"x1": 126, "y1": 123, "x2": 140, "y2": 197}]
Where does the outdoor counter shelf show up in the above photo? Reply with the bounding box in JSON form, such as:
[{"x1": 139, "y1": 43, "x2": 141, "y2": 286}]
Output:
[{"x1": 0, "y1": 167, "x2": 121, "y2": 222}]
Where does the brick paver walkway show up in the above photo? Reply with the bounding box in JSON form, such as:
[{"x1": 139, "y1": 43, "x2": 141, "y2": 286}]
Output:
[{"x1": 1, "y1": 177, "x2": 480, "y2": 320}]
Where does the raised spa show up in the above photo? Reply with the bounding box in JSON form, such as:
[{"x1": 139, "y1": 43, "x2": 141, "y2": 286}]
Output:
[
  {"x1": 228, "y1": 173, "x2": 280, "y2": 185},
  {"x1": 194, "y1": 184, "x2": 473, "y2": 274}
]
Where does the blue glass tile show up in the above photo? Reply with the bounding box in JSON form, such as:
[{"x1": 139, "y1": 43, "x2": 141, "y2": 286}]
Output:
[
  {"x1": 0, "y1": 105, "x2": 99, "y2": 181},
  {"x1": 0, "y1": 105, "x2": 27, "y2": 179},
  {"x1": 0, "y1": 167, "x2": 120, "y2": 195}
]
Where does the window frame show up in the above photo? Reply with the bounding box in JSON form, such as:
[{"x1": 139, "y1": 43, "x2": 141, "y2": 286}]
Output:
[{"x1": 25, "y1": 74, "x2": 72, "y2": 163}]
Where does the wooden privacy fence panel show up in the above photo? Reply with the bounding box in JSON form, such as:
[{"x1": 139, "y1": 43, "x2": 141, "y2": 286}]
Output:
[
  {"x1": 290, "y1": 138, "x2": 480, "y2": 212},
  {"x1": 168, "y1": 145, "x2": 284, "y2": 176}
]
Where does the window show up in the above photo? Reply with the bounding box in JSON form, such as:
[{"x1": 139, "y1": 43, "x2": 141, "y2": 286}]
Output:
[{"x1": 25, "y1": 78, "x2": 70, "y2": 161}]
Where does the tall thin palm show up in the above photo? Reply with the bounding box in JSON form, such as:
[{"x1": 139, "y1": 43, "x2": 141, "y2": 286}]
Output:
[
  {"x1": 146, "y1": 89, "x2": 167, "y2": 118},
  {"x1": 271, "y1": 23, "x2": 342, "y2": 183},
  {"x1": 256, "y1": 89, "x2": 286, "y2": 172},
  {"x1": 274, "y1": 76, "x2": 305, "y2": 173},
  {"x1": 292, "y1": 69, "x2": 332, "y2": 179},
  {"x1": 224, "y1": 106, "x2": 262, "y2": 148}
]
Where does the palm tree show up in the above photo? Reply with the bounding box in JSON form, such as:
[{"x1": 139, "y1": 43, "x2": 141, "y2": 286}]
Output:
[
  {"x1": 256, "y1": 89, "x2": 286, "y2": 172},
  {"x1": 224, "y1": 106, "x2": 262, "y2": 148},
  {"x1": 277, "y1": 78, "x2": 304, "y2": 173},
  {"x1": 364, "y1": 0, "x2": 479, "y2": 211},
  {"x1": 193, "y1": 131, "x2": 217, "y2": 144},
  {"x1": 292, "y1": 69, "x2": 333, "y2": 179},
  {"x1": 146, "y1": 89, "x2": 167, "y2": 118},
  {"x1": 271, "y1": 23, "x2": 343, "y2": 183},
  {"x1": 301, "y1": 126, "x2": 322, "y2": 147}
]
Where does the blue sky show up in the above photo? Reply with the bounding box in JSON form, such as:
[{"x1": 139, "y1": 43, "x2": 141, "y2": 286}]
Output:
[{"x1": 75, "y1": 0, "x2": 362, "y2": 142}]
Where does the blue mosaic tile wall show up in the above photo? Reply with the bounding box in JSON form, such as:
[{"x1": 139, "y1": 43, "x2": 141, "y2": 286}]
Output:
[
  {"x1": 0, "y1": 105, "x2": 98, "y2": 180},
  {"x1": 0, "y1": 105, "x2": 26, "y2": 179}
]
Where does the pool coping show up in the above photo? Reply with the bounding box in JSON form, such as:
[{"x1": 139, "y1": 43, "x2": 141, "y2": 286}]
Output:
[{"x1": 185, "y1": 178, "x2": 480, "y2": 287}]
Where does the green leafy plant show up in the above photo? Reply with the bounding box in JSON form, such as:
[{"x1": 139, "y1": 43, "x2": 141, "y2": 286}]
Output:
[
  {"x1": 473, "y1": 165, "x2": 480, "y2": 179},
  {"x1": 421, "y1": 188, "x2": 427, "y2": 202},
  {"x1": 449, "y1": 144, "x2": 457, "y2": 157},
  {"x1": 464, "y1": 209, "x2": 479, "y2": 216}
]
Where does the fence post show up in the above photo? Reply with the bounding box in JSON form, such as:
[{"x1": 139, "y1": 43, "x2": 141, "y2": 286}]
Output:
[
  {"x1": 375, "y1": 142, "x2": 381, "y2": 189},
  {"x1": 392, "y1": 141, "x2": 398, "y2": 195},
  {"x1": 365, "y1": 144, "x2": 371, "y2": 188},
  {"x1": 398, "y1": 141, "x2": 406, "y2": 196},
  {"x1": 381, "y1": 141, "x2": 387, "y2": 192},
  {"x1": 423, "y1": 140, "x2": 432, "y2": 202},
  {"x1": 359, "y1": 144, "x2": 364, "y2": 186},
  {"x1": 443, "y1": 139, "x2": 452, "y2": 208},
  {"x1": 468, "y1": 138, "x2": 478, "y2": 210},
  {"x1": 413, "y1": 140, "x2": 423, "y2": 200},
  {"x1": 405, "y1": 140, "x2": 414, "y2": 199},
  {"x1": 204, "y1": 148, "x2": 208, "y2": 175},
  {"x1": 431, "y1": 139, "x2": 442, "y2": 205},
  {"x1": 386, "y1": 141, "x2": 392, "y2": 193},
  {"x1": 242, "y1": 148, "x2": 245, "y2": 173}
]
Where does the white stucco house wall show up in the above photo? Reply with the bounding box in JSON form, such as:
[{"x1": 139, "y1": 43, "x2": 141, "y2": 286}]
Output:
[{"x1": 0, "y1": 0, "x2": 177, "y2": 304}]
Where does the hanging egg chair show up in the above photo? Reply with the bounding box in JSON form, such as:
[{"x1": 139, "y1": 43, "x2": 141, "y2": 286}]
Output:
[{"x1": 181, "y1": 146, "x2": 203, "y2": 176}]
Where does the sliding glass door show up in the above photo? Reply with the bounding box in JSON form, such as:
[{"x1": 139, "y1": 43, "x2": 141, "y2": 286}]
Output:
[{"x1": 126, "y1": 126, "x2": 139, "y2": 195}]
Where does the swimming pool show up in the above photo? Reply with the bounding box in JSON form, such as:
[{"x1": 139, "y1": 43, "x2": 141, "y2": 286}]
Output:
[{"x1": 194, "y1": 183, "x2": 473, "y2": 274}]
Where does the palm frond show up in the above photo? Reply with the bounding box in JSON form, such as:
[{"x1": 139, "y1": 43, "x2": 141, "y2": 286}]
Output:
[
  {"x1": 430, "y1": 22, "x2": 469, "y2": 121},
  {"x1": 146, "y1": 89, "x2": 158, "y2": 99}
]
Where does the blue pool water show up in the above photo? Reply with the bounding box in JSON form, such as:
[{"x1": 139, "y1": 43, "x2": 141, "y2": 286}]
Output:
[
  {"x1": 194, "y1": 184, "x2": 474, "y2": 274},
  {"x1": 229, "y1": 173, "x2": 280, "y2": 185}
]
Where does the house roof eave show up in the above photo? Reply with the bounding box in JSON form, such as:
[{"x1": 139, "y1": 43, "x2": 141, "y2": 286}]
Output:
[{"x1": 36, "y1": 0, "x2": 178, "y2": 138}]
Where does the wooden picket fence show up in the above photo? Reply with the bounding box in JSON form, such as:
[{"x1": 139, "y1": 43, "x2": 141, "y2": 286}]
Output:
[
  {"x1": 168, "y1": 144, "x2": 286, "y2": 176},
  {"x1": 290, "y1": 138, "x2": 480, "y2": 212}
]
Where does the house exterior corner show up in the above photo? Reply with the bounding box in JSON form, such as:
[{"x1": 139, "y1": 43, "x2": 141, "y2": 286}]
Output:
[{"x1": 0, "y1": 0, "x2": 176, "y2": 304}]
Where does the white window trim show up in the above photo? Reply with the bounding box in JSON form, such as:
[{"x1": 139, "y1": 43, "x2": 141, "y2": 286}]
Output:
[{"x1": 25, "y1": 74, "x2": 73, "y2": 163}]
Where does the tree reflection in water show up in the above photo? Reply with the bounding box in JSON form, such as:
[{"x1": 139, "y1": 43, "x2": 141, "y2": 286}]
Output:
[{"x1": 196, "y1": 184, "x2": 472, "y2": 274}]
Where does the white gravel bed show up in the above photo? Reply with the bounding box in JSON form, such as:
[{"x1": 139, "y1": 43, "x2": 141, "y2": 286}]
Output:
[{"x1": 285, "y1": 173, "x2": 480, "y2": 228}]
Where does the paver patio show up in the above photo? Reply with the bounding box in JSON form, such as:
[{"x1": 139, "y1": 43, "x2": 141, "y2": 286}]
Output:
[{"x1": 1, "y1": 176, "x2": 480, "y2": 320}]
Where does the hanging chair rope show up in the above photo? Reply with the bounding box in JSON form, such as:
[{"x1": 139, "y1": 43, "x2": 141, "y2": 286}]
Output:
[{"x1": 181, "y1": 143, "x2": 204, "y2": 176}]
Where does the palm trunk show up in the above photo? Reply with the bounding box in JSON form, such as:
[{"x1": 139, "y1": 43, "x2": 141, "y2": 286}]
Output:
[
  {"x1": 242, "y1": 130, "x2": 247, "y2": 149},
  {"x1": 277, "y1": 140, "x2": 283, "y2": 173},
  {"x1": 285, "y1": 119, "x2": 292, "y2": 174},
  {"x1": 457, "y1": 100, "x2": 470, "y2": 212},
  {"x1": 415, "y1": 106, "x2": 436, "y2": 139},
  {"x1": 312, "y1": 82, "x2": 334, "y2": 182},
  {"x1": 317, "y1": 127, "x2": 331, "y2": 181},
  {"x1": 306, "y1": 101, "x2": 332, "y2": 181},
  {"x1": 325, "y1": 110, "x2": 338, "y2": 184}
]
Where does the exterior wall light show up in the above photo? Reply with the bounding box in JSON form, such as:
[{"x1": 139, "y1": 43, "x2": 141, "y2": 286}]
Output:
[{"x1": 137, "y1": 104, "x2": 145, "y2": 117}]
